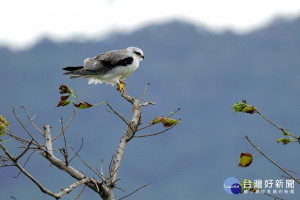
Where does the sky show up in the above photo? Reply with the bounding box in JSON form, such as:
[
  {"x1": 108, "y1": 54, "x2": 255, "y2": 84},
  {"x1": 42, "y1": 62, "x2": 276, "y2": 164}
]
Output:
[{"x1": 1, "y1": 0, "x2": 300, "y2": 50}]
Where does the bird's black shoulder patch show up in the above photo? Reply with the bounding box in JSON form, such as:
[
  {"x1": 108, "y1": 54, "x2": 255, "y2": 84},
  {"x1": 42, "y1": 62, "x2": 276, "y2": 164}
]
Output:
[{"x1": 101, "y1": 57, "x2": 134, "y2": 69}]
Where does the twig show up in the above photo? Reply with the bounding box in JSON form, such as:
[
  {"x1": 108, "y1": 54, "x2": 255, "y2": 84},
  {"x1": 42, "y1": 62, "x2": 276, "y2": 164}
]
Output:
[
  {"x1": 106, "y1": 102, "x2": 137, "y2": 139},
  {"x1": 134, "y1": 124, "x2": 178, "y2": 138},
  {"x1": 115, "y1": 186, "x2": 126, "y2": 192},
  {"x1": 0, "y1": 143, "x2": 58, "y2": 197},
  {"x1": 136, "y1": 123, "x2": 153, "y2": 132},
  {"x1": 52, "y1": 110, "x2": 77, "y2": 142},
  {"x1": 40, "y1": 127, "x2": 112, "y2": 198},
  {"x1": 0, "y1": 164, "x2": 15, "y2": 167},
  {"x1": 6, "y1": 132, "x2": 35, "y2": 146},
  {"x1": 118, "y1": 183, "x2": 149, "y2": 200},
  {"x1": 69, "y1": 137, "x2": 84, "y2": 163},
  {"x1": 14, "y1": 149, "x2": 36, "y2": 178},
  {"x1": 12, "y1": 107, "x2": 43, "y2": 149},
  {"x1": 60, "y1": 117, "x2": 69, "y2": 166},
  {"x1": 70, "y1": 146, "x2": 105, "y2": 181},
  {"x1": 167, "y1": 108, "x2": 181, "y2": 118},
  {"x1": 141, "y1": 100, "x2": 155, "y2": 107},
  {"x1": 105, "y1": 103, "x2": 130, "y2": 125},
  {"x1": 137, "y1": 108, "x2": 181, "y2": 132},
  {"x1": 245, "y1": 136, "x2": 300, "y2": 184},
  {"x1": 109, "y1": 154, "x2": 114, "y2": 173},
  {"x1": 255, "y1": 110, "x2": 298, "y2": 140},
  {"x1": 74, "y1": 184, "x2": 87, "y2": 200},
  {"x1": 140, "y1": 83, "x2": 150, "y2": 104},
  {"x1": 20, "y1": 106, "x2": 43, "y2": 135},
  {"x1": 15, "y1": 140, "x2": 33, "y2": 160},
  {"x1": 100, "y1": 159, "x2": 105, "y2": 179}
]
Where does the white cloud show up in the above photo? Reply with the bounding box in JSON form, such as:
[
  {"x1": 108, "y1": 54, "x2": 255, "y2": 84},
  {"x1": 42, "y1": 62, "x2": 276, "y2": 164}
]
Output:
[{"x1": 1, "y1": 0, "x2": 300, "y2": 49}]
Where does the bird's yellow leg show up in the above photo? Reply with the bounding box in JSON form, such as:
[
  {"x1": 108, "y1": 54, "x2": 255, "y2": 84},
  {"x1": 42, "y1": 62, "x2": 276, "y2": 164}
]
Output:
[{"x1": 116, "y1": 81, "x2": 126, "y2": 93}]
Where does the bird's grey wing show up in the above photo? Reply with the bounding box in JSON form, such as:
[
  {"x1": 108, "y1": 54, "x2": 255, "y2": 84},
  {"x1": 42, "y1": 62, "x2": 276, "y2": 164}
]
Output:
[{"x1": 87, "y1": 50, "x2": 134, "y2": 74}]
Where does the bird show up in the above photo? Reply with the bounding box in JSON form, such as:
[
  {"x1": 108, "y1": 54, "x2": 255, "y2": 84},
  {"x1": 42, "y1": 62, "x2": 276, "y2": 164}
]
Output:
[{"x1": 62, "y1": 46, "x2": 144, "y2": 93}]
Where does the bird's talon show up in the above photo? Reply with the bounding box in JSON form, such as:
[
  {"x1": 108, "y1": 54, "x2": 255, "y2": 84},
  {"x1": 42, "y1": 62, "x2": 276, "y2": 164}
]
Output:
[{"x1": 117, "y1": 82, "x2": 126, "y2": 93}]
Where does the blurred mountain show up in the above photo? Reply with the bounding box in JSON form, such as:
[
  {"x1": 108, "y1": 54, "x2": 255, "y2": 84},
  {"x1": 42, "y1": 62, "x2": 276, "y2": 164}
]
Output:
[{"x1": 1, "y1": 16, "x2": 300, "y2": 200}]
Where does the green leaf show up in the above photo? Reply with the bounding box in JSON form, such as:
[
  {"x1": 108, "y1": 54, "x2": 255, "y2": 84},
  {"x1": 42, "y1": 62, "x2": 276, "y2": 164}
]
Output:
[
  {"x1": 232, "y1": 102, "x2": 256, "y2": 114},
  {"x1": 73, "y1": 101, "x2": 93, "y2": 109},
  {"x1": 0, "y1": 115, "x2": 9, "y2": 136},
  {"x1": 232, "y1": 102, "x2": 245, "y2": 113},
  {"x1": 277, "y1": 138, "x2": 292, "y2": 145},
  {"x1": 57, "y1": 99, "x2": 72, "y2": 107}
]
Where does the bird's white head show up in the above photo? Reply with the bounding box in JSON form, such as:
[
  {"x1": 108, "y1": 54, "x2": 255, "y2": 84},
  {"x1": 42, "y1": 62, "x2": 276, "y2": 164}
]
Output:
[{"x1": 127, "y1": 46, "x2": 144, "y2": 62}]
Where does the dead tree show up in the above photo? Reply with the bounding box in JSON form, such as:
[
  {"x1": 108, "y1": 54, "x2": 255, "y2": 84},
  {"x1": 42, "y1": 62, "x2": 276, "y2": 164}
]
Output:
[{"x1": 0, "y1": 84, "x2": 180, "y2": 200}]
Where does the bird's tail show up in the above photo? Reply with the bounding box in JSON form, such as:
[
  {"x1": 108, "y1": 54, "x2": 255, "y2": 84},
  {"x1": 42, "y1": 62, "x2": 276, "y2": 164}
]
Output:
[
  {"x1": 62, "y1": 66, "x2": 83, "y2": 74},
  {"x1": 62, "y1": 66, "x2": 84, "y2": 78}
]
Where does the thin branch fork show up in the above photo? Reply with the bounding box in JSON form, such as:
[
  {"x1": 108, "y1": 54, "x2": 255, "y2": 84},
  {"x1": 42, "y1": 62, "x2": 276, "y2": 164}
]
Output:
[
  {"x1": 2, "y1": 83, "x2": 179, "y2": 200},
  {"x1": 134, "y1": 123, "x2": 178, "y2": 138},
  {"x1": 12, "y1": 107, "x2": 43, "y2": 149},
  {"x1": 108, "y1": 90, "x2": 143, "y2": 187},
  {"x1": 245, "y1": 135, "x2": 300, "y2": 184},
  {"x1": 108, "y1": 85, "x2": 179, "y2": 189},
  {"x1": 255, "y1": 110, "x2": 299, "y2": 140},
  {"x1": 41, "y1": 125, "x2": 114, "y2": 199},
  {"x1": 20, "y1": 106, "x2": 43, "y2": 135}
]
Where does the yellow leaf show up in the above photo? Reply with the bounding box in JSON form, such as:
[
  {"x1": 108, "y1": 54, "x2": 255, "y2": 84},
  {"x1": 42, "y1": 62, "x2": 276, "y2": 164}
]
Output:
[
  {"x1": 238, "y1": 153, "x2": 253, "y2": 168},
  {"x1": 150, "y1": 116, "x2": 180, "y2": 127}
]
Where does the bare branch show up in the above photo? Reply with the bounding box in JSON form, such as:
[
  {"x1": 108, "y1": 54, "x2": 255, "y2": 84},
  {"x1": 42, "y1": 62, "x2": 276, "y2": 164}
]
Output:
[
  {"x1": 0, "y1": 163, "x2": 15, "y2": 167},
  {"x1": 108, "y1": 94, "x2": 141, "y2": 187},
  {"x1": 74, "y1": 184, "x2": 87, "y2": 200},
  {"x1": 15, "y1": 140, "x2": 33, "y2": 160},
  {"x1": 118, "y1": 183, "x2": 149, "y2": 200},
  {"x1": 69, "y1": 137, "x2": 84, "y2": 163},
  {"x1": 0, "y1": 143, "x2": 58, "y2": 198},
  {"x1": 120, "y1": 91, "x2": 136, "y2": 105},
  {"x1": 6, "y1": 132, "x2": 35, "y2": 146},
  {"x1": 60, "y1": 117, "x2": 69, "y2": 166},
  {"x1": 135, "y1": 122, "x2": 179, "y2": 138},
  {"x1": 56, "y1": 178, "x2": 94, "y2": 198},
  {"x1": 137, "y1": 108, "x2": 181, "y2": 132},
  {"x1": 141, "y1": 100, "x2": 155, "y2": 107},
  {"x1": 167, "y1": 107, "x2": 181, "y2": 118},
  {"x1": 14, "y1": 148, "x2": 36, "y2": 178},
  {"x1": 39, "y1": 126, "x2": 113, "y2": 199},
  {"x1": 12, "y1": 107, "x2": 43, "y2": 149},
  {"x1": 52, "y1": 109, "x2": 77, "y2": 142},
  {"x1": 140, "y1": 83, "x2": 150, "y2": 104},
  {"x1": 20, "y1": 106, "x2": 43, "y2": 135},
  {"x1": 105, "y1": 103, "x2": 130, "y2": 126},
  {"x1": 245, "y1": 135, "x2": 300, "y2": 184},
  {"x1": 255, "y1": 110, "x2": 299, "y2": 140},
  {"x1": 70, "y1": 146, "x2": 105, "y2": 182},
  {"x1": 43, "y1": 125, "x2": 52, "y2": 154}
]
